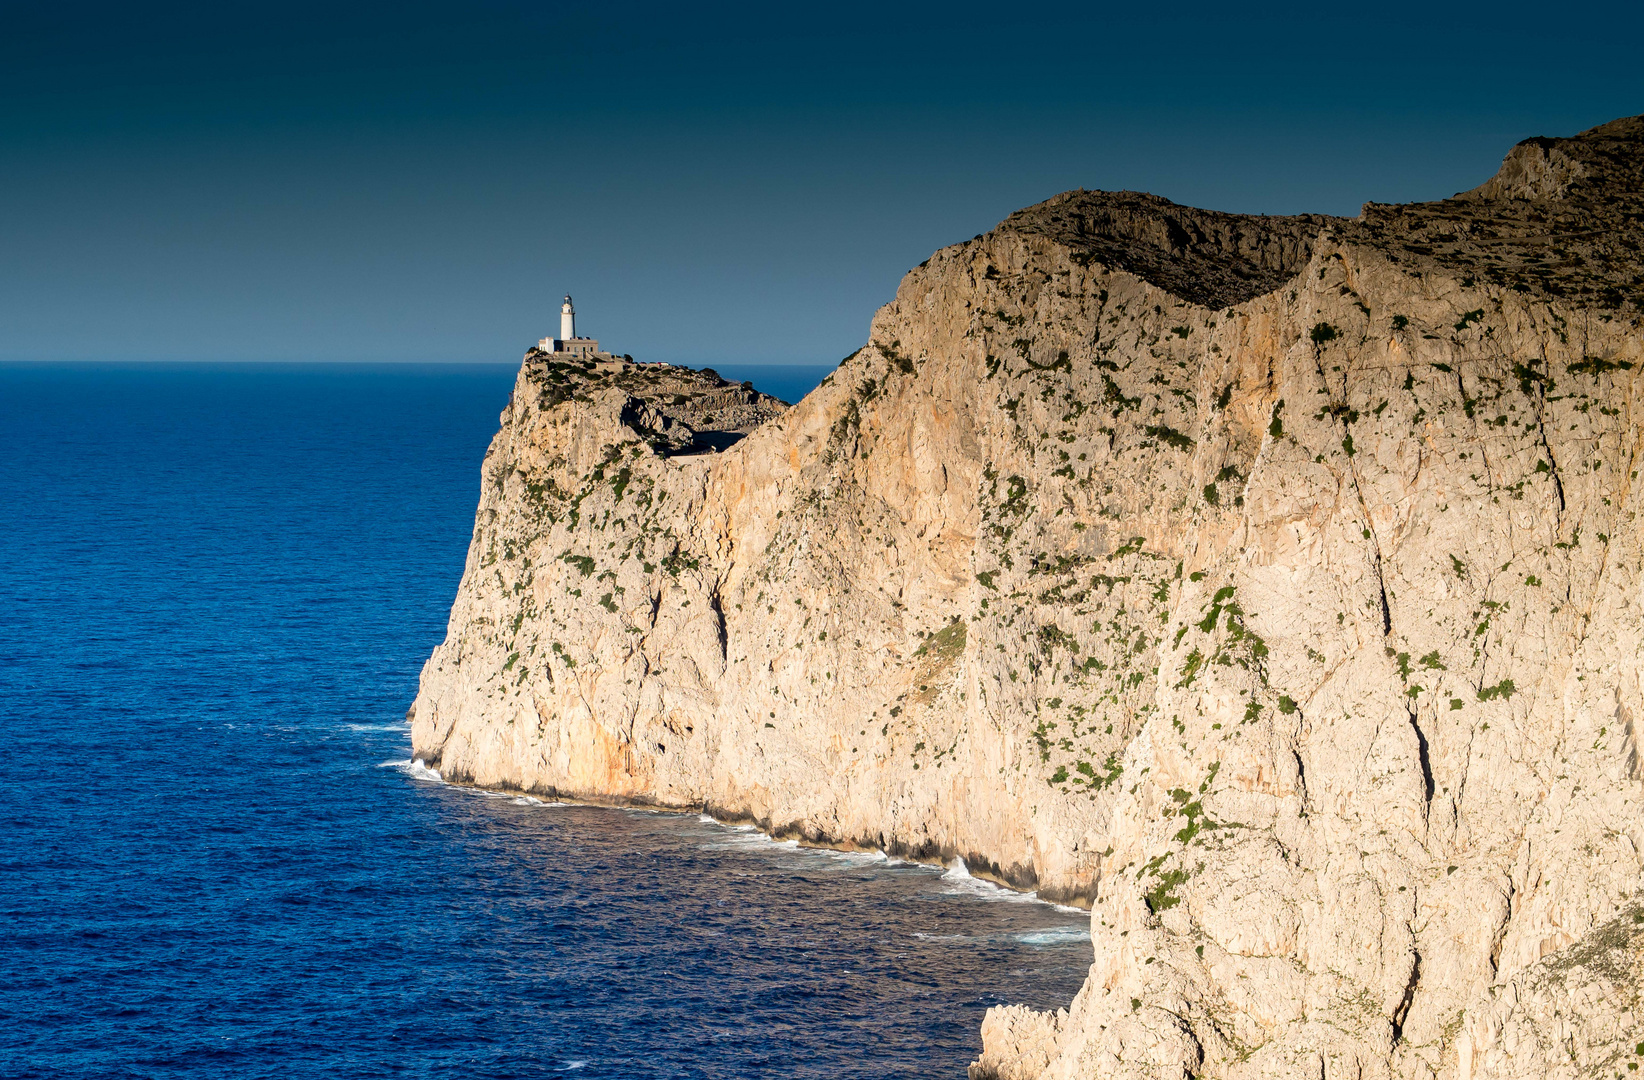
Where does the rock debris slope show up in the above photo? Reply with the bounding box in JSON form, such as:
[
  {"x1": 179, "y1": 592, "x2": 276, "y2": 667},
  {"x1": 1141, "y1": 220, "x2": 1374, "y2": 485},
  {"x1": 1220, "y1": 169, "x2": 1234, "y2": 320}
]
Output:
[{"x1": 412, "y1": 116, "x2": 1644, "y2": 1078}]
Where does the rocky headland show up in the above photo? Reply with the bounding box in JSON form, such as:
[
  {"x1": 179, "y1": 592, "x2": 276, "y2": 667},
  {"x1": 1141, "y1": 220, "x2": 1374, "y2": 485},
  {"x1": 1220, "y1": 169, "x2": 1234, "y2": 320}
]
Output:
[{"x1": 412, "y1": 116, "x2": 1644, "y2": 1079}]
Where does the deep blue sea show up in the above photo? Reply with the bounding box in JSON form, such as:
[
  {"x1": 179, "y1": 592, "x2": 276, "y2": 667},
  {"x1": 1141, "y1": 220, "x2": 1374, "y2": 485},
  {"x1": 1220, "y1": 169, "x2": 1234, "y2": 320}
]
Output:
[{"x1": 0, "y1": 362, "x2": 1090, "y2": 1079}]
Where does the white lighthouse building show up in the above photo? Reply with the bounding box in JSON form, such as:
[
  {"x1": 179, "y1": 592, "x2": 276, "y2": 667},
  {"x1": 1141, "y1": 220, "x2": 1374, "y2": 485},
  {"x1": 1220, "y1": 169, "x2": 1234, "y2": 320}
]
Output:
[{"x1": 539, "y1": 295, "x2": 601, "y2": 358}]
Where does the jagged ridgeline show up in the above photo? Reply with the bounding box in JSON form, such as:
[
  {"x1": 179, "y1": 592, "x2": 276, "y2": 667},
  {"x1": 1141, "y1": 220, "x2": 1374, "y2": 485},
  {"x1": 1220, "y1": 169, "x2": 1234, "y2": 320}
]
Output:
[{"x1": 413, "y1": 116, "x2": 1644, "y2": 1080}]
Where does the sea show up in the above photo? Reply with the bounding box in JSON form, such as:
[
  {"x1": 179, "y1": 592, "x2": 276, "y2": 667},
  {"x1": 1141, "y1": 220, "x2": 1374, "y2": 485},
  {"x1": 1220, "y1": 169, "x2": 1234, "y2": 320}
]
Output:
[{"x1": 0, "y1": 362, "x2": 1091, "y2": 1079}]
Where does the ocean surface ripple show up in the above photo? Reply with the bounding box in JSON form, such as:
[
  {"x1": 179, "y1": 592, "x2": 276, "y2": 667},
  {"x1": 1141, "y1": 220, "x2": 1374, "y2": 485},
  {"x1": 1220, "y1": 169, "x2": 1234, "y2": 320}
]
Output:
[{"x1": 0, "y1": 362, "x2": 1089, "y2": 1079}]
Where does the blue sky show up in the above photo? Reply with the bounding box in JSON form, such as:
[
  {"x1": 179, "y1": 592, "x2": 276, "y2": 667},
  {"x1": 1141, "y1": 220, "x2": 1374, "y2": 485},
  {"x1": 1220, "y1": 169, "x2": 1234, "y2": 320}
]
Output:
[{"x1": 4, "y1": 1, "x2": 1640, "y2": 365}]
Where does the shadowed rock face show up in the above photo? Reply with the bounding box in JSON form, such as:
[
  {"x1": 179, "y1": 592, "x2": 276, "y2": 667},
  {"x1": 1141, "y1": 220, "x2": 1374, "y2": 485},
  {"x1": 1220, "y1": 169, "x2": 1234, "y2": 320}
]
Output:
[
  {"x1": 1003, "y1": 191, "x2": 1339, "y2": 309},
  {"x1": 414, "y1": 115, "x2": 1644, "y2": 1080},
  {"x1": 1346, "y1": 115, "x2": 1644, "y2": 311}
]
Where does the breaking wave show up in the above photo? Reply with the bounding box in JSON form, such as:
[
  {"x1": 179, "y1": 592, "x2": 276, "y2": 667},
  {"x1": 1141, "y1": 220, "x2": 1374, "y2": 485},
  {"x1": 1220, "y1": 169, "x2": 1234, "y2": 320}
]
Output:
[{"x1": 378, "y1": 758, "x2": 445, "y2": 783}]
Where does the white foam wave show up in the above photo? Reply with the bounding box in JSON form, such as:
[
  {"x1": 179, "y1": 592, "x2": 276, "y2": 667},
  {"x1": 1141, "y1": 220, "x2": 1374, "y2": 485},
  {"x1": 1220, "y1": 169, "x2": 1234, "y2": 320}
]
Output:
[
  {"x1": 345, "y1": 723, "x2": 408, "y2": 732},
  {"x1": 372, "y1": 761, "x2": 577, "y2": 810},
  {"x1": 701, "y1": 830, "x2": 801, "y2": 853},
  {"x1": 911, "y1": 924, "x2": 1089, "y2": 946},
  {"x1": 693, "y1": 815, "x2": 922, "y2": 873},
  {"x1": 687, "y1": 813, "x2": 1070, "y2": 909},
  {"x1": 820, "y1": 848, "x2": 891, "y2": 867},
  {"x1": 939, "y1": 858, "x2": 1039, "y2": 904},
  {"x1": 1015, "y1": 925, "x2": 1091, "y2": 945},
  {"x1": 378, "y1": 758, "x2": 444, "y2": 783},
  {"x1": 696, "y1": 821, "x2": 806, "y2": 853}
]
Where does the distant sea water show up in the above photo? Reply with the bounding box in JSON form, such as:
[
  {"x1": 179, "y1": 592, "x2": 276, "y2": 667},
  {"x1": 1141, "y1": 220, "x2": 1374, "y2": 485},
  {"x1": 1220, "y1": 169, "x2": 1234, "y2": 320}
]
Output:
[
  {"x1": 710, "y1": 363, "x2": 836, "y2": 406},
  {"x1": 0, "y1": 362, "x2": 1089, "y2": 1079}
]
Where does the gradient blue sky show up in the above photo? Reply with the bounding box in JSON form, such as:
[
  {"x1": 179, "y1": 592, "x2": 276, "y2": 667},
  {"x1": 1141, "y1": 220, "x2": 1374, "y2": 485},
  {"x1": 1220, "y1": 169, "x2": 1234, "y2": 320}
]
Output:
[{"x1": 4, "y1": 1, "x2": 1640, "y2": 365}]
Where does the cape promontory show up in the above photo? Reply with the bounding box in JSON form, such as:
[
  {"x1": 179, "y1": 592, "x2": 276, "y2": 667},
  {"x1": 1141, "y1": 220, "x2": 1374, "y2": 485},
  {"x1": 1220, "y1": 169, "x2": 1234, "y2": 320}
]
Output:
[{"x1": 412, "y1": 116, "x2": 1644, "y2": 1079}]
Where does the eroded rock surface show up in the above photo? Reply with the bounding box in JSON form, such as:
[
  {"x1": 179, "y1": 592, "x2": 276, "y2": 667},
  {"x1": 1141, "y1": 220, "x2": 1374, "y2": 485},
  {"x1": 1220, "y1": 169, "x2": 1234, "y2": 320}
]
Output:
[{"x1": 413, "y1": 116, "x2": 1644, "y2": 1077}]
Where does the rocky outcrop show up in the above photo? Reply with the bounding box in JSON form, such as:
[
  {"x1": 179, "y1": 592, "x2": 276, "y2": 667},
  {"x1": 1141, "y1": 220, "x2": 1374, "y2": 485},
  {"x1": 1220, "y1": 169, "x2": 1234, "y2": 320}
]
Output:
[
  {"x1": 1455, "y1": 899, "x2": 1644, "y2": 1080},
  {"x1": 412, "y1": 116, "x2": 1644, "y2": 1077}
]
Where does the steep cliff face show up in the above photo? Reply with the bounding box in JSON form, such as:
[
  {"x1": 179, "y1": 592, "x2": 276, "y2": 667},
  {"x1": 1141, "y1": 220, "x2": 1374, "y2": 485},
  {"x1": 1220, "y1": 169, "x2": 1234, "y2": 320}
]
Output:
[{"x1": 412, "y1": 116, "x2": 1644, "y2": 1076}]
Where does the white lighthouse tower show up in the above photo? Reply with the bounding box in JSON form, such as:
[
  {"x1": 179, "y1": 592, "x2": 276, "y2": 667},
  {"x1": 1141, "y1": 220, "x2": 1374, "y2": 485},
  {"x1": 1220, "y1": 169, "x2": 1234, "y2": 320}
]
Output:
[{"x1": 539, "y1": 293, "x2": 601, "y2": 357}]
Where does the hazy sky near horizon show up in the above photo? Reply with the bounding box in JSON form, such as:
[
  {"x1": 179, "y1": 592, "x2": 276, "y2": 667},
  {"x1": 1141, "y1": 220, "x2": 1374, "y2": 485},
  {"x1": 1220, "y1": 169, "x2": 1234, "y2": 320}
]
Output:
[{"x1": 5, "y1": 1, "x2": 1641, "y2": 366}]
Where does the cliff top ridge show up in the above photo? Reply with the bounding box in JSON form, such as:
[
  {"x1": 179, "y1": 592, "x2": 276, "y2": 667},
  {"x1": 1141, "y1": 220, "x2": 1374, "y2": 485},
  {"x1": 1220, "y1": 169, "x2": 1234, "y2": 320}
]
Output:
[
  {"x1": 1347, "y1": 113, "x2": 1644, "y2": 308},
  {"x1": 998, "y1": 190, "x2": 1338, "y2": 309},
  {"x1": 996, "y1": 114, "x2": 1644, "y2": 314}
]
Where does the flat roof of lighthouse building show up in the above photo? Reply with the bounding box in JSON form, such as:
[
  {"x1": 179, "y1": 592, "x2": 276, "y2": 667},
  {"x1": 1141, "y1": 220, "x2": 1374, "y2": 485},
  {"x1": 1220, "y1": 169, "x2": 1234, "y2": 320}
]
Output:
[{"x1": 538, "y1": 336, "x2": 600, "y2": 357}]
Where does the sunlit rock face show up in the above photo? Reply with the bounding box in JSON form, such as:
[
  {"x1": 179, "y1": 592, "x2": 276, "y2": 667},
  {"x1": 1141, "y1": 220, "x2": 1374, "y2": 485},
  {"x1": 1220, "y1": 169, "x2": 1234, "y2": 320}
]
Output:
[{"x1": 414, "y1": 116, "x2": 1644, "y2": 1079}]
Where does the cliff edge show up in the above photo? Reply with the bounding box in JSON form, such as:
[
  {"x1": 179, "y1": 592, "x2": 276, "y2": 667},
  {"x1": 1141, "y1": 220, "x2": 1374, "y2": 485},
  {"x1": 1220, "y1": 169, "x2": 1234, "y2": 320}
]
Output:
[{"x1": 412, "y1": 116, "x2": 1644, "y2": 1078}]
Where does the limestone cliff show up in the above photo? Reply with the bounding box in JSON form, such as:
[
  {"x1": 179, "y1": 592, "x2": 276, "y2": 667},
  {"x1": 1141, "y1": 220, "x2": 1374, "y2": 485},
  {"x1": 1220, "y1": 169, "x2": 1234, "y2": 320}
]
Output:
[{"x1": 412, "y1": 115, "x2": 1644, "y2": 1077}]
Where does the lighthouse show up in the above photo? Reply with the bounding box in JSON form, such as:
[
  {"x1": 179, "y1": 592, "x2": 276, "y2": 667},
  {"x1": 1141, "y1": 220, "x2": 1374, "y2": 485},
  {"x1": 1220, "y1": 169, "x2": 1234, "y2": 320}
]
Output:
[{"x1": 539, "y1": 294, "x2": 602, "y2": 358}]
